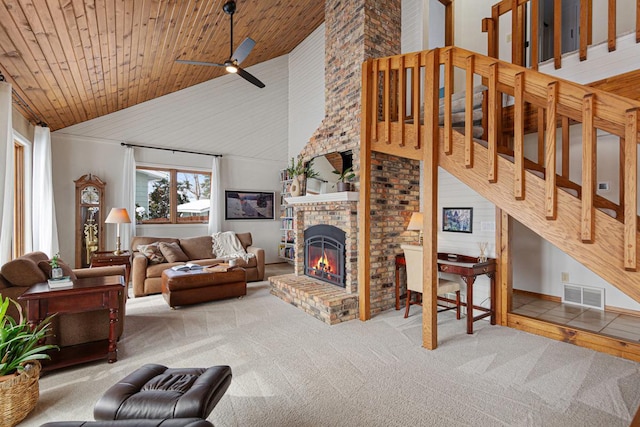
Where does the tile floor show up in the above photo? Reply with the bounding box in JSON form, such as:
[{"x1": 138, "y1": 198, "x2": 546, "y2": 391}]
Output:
[{"x1": 512, "y1": 293, "x2": 640, "y2": 342}]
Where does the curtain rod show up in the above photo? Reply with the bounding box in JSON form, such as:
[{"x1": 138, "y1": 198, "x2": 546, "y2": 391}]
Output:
[
  {"x1": 1, "y1": 71, "x2": 48, "y2": 127},
  {"x1": 121, "y1": 142, "x2": 222, "y2": 157}
]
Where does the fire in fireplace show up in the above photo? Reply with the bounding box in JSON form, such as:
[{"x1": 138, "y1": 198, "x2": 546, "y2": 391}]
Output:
[{"x1": 304, "y1": 225, "x2": 345, "y2": 287}]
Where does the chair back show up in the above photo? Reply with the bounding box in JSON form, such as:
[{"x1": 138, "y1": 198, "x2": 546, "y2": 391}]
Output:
[{"x1": 401, "y1": 244, "x2": 424, "y2": 293}]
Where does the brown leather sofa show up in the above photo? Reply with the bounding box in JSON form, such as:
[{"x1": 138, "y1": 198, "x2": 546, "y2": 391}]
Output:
[
  {"x1": 0, "y1": 251, "x2": 127, "y2": 347},
  {"x1": 130, "y1": 233, "x2": 264, "y2": 297}
]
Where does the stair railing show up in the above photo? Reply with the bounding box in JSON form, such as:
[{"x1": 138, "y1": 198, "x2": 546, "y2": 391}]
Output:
[
  {"x1": 482, "y1": 0, "x2": 640, "y2": 70},
  {"x1": 363, "y1": 46, "x2": 640, "y2": 270}
]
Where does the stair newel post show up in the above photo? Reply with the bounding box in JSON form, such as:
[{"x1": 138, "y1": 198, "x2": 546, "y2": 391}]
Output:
[
  {"x1": 372, "y1": 60, "x2": 379, "y2": 143},
  {"x1": 412, "y1": 53, "x2": 421, "y2": 150},
  {"x1": 422, "y1": 48, "x2": 440, "y2": 351},
  {"x1": 465, "y1": 54, "x2": 475, "y2": 168},
  {"x1": 581, "y1": 93, "x2": 596, "y2": 243},
  {"x1": 488, "y1": 62, "x2": 499, "y2": 183},
  {"x1": 623, "y1": 108, "x2": 638, "y2": 270},
  {"x1": 545, "y1": 82, "x2": 558, "y2": 220},
  {"x1": 514, "y1": 72, "x2": 525, "y2": 200}
]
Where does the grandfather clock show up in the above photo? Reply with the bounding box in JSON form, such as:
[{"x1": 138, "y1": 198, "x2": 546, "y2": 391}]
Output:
[{"x1": 75, "y1": 174, "x2": 106, "y2": 268}]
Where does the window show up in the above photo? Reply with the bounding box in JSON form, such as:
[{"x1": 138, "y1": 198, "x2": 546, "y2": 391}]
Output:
[{"x1": 135, "y1": 167, "x2": 211, "y2": 224}]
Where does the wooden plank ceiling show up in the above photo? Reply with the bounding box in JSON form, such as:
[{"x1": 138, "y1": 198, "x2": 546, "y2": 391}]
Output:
[{"x1": 0, "y1": 0, "x2": 324, "y2": 131}]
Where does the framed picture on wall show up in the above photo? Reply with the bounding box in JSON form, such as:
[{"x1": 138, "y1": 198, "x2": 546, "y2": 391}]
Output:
[
  {"x1": 224, "y1": 190, "x2": 275, "y2": 220},
  {"x1": 442, "y1": 207, "x2": 473, "y2": 233}
]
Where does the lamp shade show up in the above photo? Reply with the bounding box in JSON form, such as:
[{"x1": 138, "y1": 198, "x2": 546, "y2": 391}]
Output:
[
  {"x1": 407, "y1": 212, "x2": 423, "y2": 231},
  {"x1": 105, "y1": 208, "x2": 131, "y2": 224}
]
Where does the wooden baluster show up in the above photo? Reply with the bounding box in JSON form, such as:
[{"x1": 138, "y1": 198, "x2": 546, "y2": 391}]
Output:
[
  {"x1": 608, "y1": 0, "x2": 617, "y2": 52},
  {"x1": 545, "y1": 82, "x2": 558, "y2": 220},
  {"x1": 488, "y1": 62, "x2": 498, "y2": 183},
  {"x1": 581, "y1": 93, "x2": 595, "y2": 243},
  {"x1": 399, "y1": 56, "x2": 406, "y2": 147},
  {"x1": 514, "y1": 72, "x2": 525, "y2": 200},
  {"x1": 580, "y1": 0, "x2": 589, "y2": 60},
  {"x1": 465, "y1": 54, "x2": 474, "y2": 168},
  {"x1": 624, "y1": 108, "x2": 638, "y2": 270},
  {"x1": 554, "y1": 0, "x2": 562, "y2": 69},
  {"x1": 537, "y1": 107, "x2": 545, "y2": 167},
  {"x1": 372, "y1": 60, "x2": 379, "y2": 142},
  {"x1": 444, "y1": 49, "x2": 453, "y2": 154},
  {"x1": 531, "y1": 0, "x2": 539, "y2": 70},
  {"x1": 637, "y1": 0, "x2": 640, "y2": 43},
  {"x1": 384, "y1": 57, "x2": 391, "y2": 144},
  {"x1": 413, "y1": 53, "x2": 421, "y2": 150},
  {"x1": 561, "y1": 116, "x2": 570, "y2": 179}
]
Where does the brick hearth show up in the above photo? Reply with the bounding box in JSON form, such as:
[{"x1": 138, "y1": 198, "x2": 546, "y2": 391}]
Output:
[{"x1": 270, "y1": 274, "x2": 358, "y2": 325}]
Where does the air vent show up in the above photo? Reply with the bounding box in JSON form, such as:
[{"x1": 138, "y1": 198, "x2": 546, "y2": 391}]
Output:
[{"x1": 562, "y1": 283, "x2": 604, "y2": 310}]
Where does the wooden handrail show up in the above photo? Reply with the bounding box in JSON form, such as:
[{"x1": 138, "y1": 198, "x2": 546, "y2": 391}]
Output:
[{"x1": 483, "y1": 0, "x2": 639, "y2": 70}]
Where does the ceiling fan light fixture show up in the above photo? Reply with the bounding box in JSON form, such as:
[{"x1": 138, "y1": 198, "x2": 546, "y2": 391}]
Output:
[{"x1": 226, "y1": 64, "x2": 238, "y2": 73}]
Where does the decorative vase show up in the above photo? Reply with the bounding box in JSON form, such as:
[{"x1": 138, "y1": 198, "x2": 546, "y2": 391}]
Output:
[
  {"x1": 51, "y1": 267, "x2": 63, "y2": 279},
  {"x1": 290, "y1": 175, "x2": 303, "y2": 197},
  {"x1": 336, "y1": 182, "x2": 351, "y2": 192},
  {"x1": 0, "y1": 361, "x2": 41, "y2": 426}
]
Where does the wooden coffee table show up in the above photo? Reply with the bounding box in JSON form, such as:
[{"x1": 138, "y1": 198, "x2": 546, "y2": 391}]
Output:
[{"x1": 18, "y1": 275, "x2": 125, "y2": 371}]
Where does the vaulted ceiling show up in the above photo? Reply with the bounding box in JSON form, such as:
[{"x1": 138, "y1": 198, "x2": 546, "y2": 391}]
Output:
[{"x1": 0, "y1": 0, "x2": 325, "y2": 131}]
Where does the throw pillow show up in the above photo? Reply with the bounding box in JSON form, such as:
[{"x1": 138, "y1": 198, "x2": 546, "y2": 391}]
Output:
[
  {"x1": 137, "y1": 243, "x2": 166, "y2": 265},
  {"x1": 1, "y1": 258, "x2": 47, "y2": 287},
  {"x1": 158, "y1": 242, "x2": 189, "y2": 263},
  {"x1": 38, "y1": 259, "x2": 78, "y2": 281}
]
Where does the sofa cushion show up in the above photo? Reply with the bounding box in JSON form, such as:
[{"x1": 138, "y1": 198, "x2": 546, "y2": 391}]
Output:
[
  {"x1": 38, "y1": 259, "x2": 78, "y2": 281},
  {"x1": 131, "y1": 237, "x2": 179, "y2": 252},
  {"x1": 159, "y1": 242, "x2": 189, "y2": 263},
  {"x1": 137, "y1": 243, "x2": 166, "y2": 265},
  {"x1": 1, "y1": 257, "x2": 48, "y2": 287},
  {"x1": 179, "y1": 236, "x2": 215, "y2": 260}
]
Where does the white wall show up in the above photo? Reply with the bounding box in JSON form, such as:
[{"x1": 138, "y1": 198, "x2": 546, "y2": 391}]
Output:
[
  {"x1": 51, "y1": 57, "x2": 292, "y2": 266},
  {"x1": 437, "y1": 169, "x2": 496, "y2": 312},
  {"x1": 288, "y1": 23, "x2": 325, "y2": 158}
]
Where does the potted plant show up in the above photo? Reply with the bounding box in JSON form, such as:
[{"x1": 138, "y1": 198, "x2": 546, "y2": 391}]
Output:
[
  {"x1": 0, "y1": 296, "x2": 57, "y2": 425},
  {"x1": 49, "y1": 253, "x2": 63, "y2": 279},
  {"x1": 332, "y1": 167, "x2": 356, "y2": 192},
  {"x1": 286, "y1": 156, "x2": 318, "y2": 197}
]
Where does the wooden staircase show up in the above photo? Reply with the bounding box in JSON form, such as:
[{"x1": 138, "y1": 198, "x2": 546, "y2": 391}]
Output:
[{"x1": 358, "y1": 46, "x2": 640, "y2": 358}]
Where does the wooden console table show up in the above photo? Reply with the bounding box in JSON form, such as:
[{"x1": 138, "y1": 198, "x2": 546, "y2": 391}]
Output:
[
  {"x1": 395, "y1": 252, "x2": 496, "y2": 334},
  {"x1": 18, "y1": 275, "x2": 125, "y2": 371}
]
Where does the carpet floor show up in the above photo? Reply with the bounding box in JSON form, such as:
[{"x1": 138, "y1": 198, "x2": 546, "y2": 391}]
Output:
[{"x1": 23, "y1": 274, "x2": 640, "y2": 426}]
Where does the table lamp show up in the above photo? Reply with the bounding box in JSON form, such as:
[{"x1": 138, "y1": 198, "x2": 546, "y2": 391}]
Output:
[
  {"x1": 407, "y1": 212, "x2": 423, "y2": 245},
  {"x1": 105, "y1": 208, "x2": 131, "y2": 255}
]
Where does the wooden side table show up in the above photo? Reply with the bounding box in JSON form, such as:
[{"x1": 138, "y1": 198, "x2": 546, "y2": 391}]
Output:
[
  {"x1": 18, "y1": 275, "x2": 125, "y2": 371},
  {"x1": 91, "y1": 251, "x2": 132, "y2": 285}
]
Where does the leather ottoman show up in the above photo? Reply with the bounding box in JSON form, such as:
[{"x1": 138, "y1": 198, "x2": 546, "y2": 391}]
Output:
[
  {"x1": 94, "y1": 364, "x2": 232, "y2": 421},
  {"x1": 161, "y1": 268, "x2": 246, "y2": 308}
]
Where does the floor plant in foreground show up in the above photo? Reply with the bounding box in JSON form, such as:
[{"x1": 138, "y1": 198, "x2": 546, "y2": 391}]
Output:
[{"x1": 0, "y1": 295, "x2": 57, "y2": 377}]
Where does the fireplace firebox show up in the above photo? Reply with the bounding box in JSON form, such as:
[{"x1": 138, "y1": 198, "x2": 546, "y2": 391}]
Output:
[{"x1": 304, "y1": 225, "x2": 346, "y2": 287}]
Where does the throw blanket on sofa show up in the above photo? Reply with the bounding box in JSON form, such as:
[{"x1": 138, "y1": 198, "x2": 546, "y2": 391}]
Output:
[{"x1": 212, "y1": 231, "x2": 255, "y2": 263}]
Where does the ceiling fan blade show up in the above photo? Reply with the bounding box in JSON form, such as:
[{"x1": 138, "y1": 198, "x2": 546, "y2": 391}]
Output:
[
  {"x1": 232, "y1": 37, "x2": 256, "y2": 65},
  {"x1": 236, "y1": 67, "x2": 265, "y2": 88},
  {"x1": 175, "y1": 59, "x2": 225, "y2": 67}
]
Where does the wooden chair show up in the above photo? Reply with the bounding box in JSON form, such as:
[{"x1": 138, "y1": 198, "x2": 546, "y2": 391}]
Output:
[{"x1": 401, "y1": 244, "x2": 461, "y2": 319}]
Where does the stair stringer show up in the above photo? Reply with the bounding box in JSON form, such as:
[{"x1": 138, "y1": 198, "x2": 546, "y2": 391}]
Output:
[{"x1": 437, "y1": 129, "x2": 640, "y2": 304}]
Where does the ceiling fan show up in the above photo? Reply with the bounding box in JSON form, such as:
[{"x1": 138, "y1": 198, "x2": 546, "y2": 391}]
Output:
[{"x1": 176, "y1": 0, "x2": 265, "y2": 88}]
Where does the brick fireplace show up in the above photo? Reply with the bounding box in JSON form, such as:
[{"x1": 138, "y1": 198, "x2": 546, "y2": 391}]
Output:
[{"x1": 270, "y1": 0, "x2": 421, "y2": 325}]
